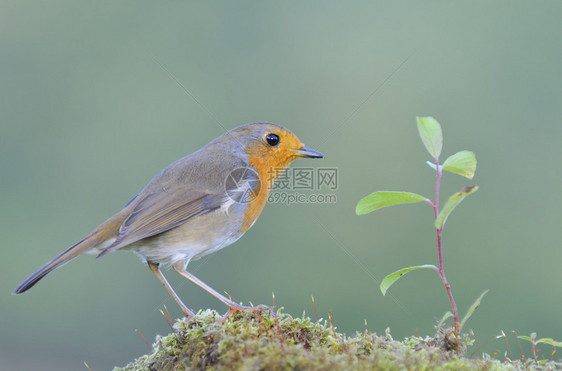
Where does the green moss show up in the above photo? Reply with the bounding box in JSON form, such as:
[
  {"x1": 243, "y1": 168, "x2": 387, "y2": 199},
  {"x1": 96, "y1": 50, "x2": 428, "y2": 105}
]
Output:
[{"x1": 114, "y1": 309, "x2": 557, "y2": 371}]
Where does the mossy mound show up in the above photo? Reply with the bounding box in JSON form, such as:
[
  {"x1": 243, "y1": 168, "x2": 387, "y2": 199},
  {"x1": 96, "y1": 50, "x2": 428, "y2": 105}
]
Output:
[{"x1": 114, "y1": 309, "x2": 543, "y2": 370}]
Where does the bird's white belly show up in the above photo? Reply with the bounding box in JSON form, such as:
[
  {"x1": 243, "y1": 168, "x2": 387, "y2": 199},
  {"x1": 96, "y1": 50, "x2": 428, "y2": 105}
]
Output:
[{"x1": 129, "y1": 207, "x2": 245, "y2": 266}]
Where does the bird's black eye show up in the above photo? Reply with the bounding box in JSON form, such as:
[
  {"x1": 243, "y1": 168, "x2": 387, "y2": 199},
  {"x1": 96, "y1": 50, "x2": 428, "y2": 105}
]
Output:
[{"x1": 265, "y1": 133, "x2": 280, "y2": 146}]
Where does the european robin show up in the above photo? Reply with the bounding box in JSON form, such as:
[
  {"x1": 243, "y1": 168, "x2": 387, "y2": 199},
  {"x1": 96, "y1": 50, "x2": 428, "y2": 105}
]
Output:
[{"x1": 13, "y1": 122, "x2": 323, "y2": 317}]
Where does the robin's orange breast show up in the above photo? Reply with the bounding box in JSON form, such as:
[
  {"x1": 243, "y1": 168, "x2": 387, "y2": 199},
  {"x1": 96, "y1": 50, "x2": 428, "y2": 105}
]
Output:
[{"x1": 241, "y1": 127, "x2": 304, "y2": 233}]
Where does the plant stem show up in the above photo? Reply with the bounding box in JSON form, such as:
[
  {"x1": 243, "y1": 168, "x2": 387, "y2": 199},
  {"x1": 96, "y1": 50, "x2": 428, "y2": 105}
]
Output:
[{"x1": 433, "y1": 158, "x2": 460, "y2": 335}]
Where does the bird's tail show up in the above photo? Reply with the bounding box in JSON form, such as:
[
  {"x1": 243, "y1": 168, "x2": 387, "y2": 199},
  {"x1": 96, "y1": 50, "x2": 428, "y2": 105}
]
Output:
[
  {"x1": 12, "y1": 214, "x2": 123, "y2": 294},
  {"x1": 13, "y1": 237, "x2": 90, "y2": 294}
]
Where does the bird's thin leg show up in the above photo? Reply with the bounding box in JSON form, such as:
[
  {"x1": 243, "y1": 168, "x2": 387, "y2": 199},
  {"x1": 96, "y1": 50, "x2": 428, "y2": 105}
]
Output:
[
  {"x1": 172, "y1": 261, "x2": 253, "y2": 314},
  {"x1": 148, "y1": 261, "x2": 195, "y2": 318}
]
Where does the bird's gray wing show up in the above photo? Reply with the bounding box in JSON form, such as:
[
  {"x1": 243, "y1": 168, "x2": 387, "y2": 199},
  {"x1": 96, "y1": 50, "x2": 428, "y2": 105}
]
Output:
[{"x1": 97, "y1": 187, "x2": 226, "y2": 257}]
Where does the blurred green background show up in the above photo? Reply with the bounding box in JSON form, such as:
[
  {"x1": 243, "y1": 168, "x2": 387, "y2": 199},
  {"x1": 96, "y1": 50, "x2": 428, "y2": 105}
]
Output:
[{"x1": 2, "y1": 1, "x2": 562, "y2": 369}]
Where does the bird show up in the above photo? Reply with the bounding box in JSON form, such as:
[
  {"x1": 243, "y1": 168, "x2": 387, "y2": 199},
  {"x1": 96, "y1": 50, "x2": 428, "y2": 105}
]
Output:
[{"x1": 13, "y1": 122, "x2": 324, "y2": 317}]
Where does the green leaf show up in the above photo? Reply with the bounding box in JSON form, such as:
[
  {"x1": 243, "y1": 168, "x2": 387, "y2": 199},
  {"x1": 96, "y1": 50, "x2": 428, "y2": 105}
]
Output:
[
  {"x1": 356, "y1": 191, "x2": 429, "y2": 215},
  {"x1": 416, "y1": 117, "x2": 443, "y2": 159},
  {"x1": 459, "y1": 290, "x2": 489, "y2": 331},
  {"x1": 536, "y1": 338, "x2": 562, "y2": 347},
  {"x1": 443, "y1": 150, "x2": 477, "y2": 179},
  {"x1": 380, "y1": 264, "x2": 437, "y2": 296},
  {"x1": 438, "y1": 311, "x2": 453, "y2": 328},
  {"x1": 435, "y1": 185, "x2": 479, "y2": 229},
  {"x1": 518, "y1": 336, "x2": 533, "y2": 342}
]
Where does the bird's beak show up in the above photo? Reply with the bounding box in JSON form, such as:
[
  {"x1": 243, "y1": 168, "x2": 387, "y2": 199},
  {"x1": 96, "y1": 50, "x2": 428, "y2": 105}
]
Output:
[{"x1": 293, "y1": 146, "x2": 324, "y2": 158}]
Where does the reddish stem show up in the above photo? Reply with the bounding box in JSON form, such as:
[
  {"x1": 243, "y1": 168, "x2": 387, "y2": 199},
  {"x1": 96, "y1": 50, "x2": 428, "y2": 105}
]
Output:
[{"x1": 433, "y1": 158, "x2": 460, "y2": 335}]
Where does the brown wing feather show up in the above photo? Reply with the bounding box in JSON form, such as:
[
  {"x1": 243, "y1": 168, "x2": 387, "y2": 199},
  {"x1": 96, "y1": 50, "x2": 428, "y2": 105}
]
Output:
[
  {"x1": 97, "y1": 188, "x2": 225, "y2": 257},
  {"x1": 97, "y1": 143, "x2": 247, "y2": 257}
]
